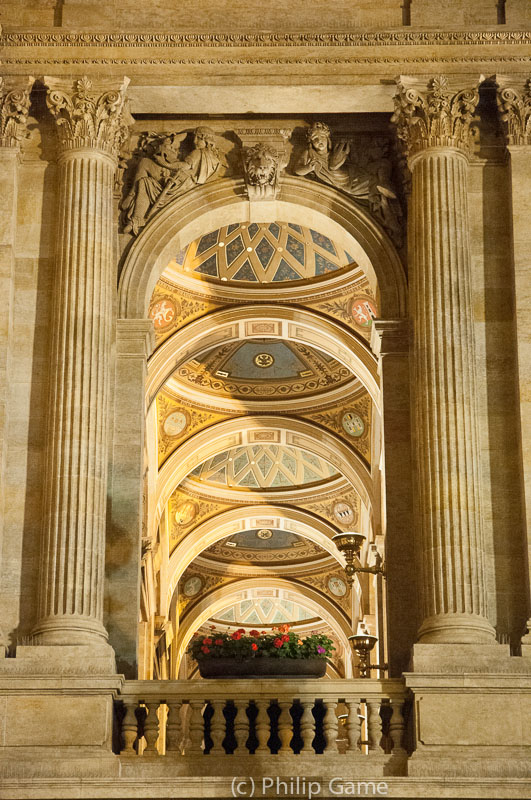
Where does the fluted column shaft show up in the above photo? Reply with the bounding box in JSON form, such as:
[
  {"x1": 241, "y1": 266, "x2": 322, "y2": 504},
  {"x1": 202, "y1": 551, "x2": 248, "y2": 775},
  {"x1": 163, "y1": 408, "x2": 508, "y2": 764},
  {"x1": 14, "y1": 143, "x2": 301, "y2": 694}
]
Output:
[
  {"x1": 33, "y1": 77, "x2": 130, "y2": 645},
  {"x1": 393, "y1": 76, "x2": 496, "y2": 643}
]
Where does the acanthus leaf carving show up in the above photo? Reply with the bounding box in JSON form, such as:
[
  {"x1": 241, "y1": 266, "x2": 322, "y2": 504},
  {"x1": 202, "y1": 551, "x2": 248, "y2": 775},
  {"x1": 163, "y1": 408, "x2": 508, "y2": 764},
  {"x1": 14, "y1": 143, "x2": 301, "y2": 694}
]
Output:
[
  {"x1": 293, "y1": 122, "x2": 403, "y2": 245},
  {"x1": 121, "y1": 126, "x2": 221, "y2": 235},
  {"x1": 392, "y1": 74, "x2": 480, "y2": 159},
  {"x1": 496, "y1": 76, "x2": 531, "y2": 146},
  {"x1": 45, "y1": 75, "x2": 131, "y2": 157},
  {"x1": 0, "y1": 75, "x2": 34, "y2": 148}
]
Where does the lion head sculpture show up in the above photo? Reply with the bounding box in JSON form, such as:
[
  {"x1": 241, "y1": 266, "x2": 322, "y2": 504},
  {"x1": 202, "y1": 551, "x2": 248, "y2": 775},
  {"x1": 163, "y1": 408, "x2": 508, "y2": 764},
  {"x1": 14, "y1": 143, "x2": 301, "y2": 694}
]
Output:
[{"x1": 244, "y1": 143, "x2": 279, "y2": 186}]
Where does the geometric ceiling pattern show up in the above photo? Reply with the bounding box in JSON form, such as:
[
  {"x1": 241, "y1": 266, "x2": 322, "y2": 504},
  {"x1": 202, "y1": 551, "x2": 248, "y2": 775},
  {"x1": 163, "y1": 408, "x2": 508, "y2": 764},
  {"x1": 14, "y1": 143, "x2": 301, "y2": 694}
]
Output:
[
  {"x1": 188, "y1": 444, "x2": 340, "y2": 489},
  {"x1": 164, "y1": 221, "x2": 356, "y2": 284},
  {"x1": 215, "y1": 597, "x2": 315, "y2": 625},
  {"x1": 174, "y1": 338, "x2": 353, "y2": 400}
]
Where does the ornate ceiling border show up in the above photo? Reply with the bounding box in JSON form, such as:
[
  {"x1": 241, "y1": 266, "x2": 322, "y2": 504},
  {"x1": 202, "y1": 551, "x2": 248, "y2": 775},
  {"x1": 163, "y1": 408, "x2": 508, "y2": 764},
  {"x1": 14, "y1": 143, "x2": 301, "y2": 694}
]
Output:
[{"x1": 2, "y1": 30, "x2": 530, "y2": 47}]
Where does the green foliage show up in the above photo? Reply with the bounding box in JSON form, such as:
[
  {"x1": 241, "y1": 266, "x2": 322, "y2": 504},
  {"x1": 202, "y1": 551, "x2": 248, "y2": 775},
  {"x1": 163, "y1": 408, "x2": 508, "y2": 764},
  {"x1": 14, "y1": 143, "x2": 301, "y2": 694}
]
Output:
[{"x1": 187, "y1": 626, "x2": 335, "y2": 662}]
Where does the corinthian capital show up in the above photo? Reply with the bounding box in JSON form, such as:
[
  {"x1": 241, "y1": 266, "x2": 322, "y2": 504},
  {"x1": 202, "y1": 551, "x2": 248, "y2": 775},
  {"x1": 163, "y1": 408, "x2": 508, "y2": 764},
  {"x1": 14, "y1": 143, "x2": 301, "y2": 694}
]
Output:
[
  {"x1": 45, "y1": 76, "x2": 132, "y2": 158},
  {"x1": 496, "y1": 76, "x2": 531, "y2": 146},
  {"x1": 0, "y1": 76, "x2": 34, "y2": 148},
  {"x1": 392, "y1": 75, "x2": 480, "y2": 160}
]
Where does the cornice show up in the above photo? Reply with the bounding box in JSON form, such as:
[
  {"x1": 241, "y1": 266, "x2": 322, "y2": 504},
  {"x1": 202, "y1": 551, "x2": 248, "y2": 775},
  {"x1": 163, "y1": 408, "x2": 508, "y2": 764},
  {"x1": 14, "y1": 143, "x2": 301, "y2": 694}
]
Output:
[{"x1": 1, "y1": 29, "x2": 531, "y2": 48}]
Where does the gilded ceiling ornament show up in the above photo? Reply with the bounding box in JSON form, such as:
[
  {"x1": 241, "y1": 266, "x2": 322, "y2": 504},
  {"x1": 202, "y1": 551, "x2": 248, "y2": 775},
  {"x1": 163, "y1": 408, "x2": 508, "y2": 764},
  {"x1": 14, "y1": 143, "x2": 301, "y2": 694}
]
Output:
[
  {"x1": 294, "y1": 122, "x2": 403, "y2": 245},
  {"x1": 496, "y1": 76, "x2": 531, "y2": 146},
  {"x1": 392, "y1": 74, "x2": 481, "y2": 159},
  {"x1": 121, "y1": 127, "x2": 221, "y2": 235},
  {"x1": 0, "y1": 75, "x2": 33, "y2": 148},
  {"x1": 253, "y1": 352, "x2": 275, "y2": 368},
  {"x1": 45, "y1": 75, "x2": 131, "y2": 156}
]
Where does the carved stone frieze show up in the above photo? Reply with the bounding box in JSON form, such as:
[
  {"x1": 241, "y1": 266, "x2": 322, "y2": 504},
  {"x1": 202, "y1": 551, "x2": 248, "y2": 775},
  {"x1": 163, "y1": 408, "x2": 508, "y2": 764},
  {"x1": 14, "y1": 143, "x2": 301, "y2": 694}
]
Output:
[
  {"x1": 45, "y1": 75, "x2": 131, "y2": 156},
  {"x1": 121, "y1": 126, "x2": 220, "y2": 235},
  {"x1": 392, "y1": 75, "x2": 480, "y2": 159},
  {"x1": 496, "y1": 76, "x2": 531, "y2": 146},
  {"x1": 0, "y1": 76, "x2": 33, "y2": 148},
  {"x1": 294, "y1": 122, "x2": 403, "y2": 245}
]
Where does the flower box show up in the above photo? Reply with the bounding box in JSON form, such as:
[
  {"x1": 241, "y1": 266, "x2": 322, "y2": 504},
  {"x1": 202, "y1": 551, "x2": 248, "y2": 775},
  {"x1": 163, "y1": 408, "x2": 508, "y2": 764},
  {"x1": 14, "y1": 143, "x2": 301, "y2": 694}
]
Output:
[{"x1": 197, "y1": 655, "x2": 327, "y2": 679}]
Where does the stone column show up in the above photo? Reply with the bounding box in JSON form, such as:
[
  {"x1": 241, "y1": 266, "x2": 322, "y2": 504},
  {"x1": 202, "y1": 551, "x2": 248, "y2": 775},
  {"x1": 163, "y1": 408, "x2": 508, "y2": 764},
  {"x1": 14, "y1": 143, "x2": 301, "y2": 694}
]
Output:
[
  {"x1": 496, "y1": 76, "x2": 531, "y2": 647},
  {"x1": 0, "y1": 76, "x2": 33, "y2": 649},
  {"x1": 371, "y1": 319, "x2": 418, "y2": 672},
  {"x1": 32, "y1": 77, "x2": 131, "y2": 648},
  {"x1": 392, "y1": 76, "x2": 496, "y2": 644}
]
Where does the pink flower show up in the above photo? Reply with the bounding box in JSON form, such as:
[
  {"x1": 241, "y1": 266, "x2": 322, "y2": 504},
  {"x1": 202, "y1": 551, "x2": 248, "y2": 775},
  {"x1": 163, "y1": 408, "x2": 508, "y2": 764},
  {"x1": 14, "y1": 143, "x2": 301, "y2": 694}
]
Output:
[{"x1": 317, "y1": 646, "x2": 326, "y2": 654}]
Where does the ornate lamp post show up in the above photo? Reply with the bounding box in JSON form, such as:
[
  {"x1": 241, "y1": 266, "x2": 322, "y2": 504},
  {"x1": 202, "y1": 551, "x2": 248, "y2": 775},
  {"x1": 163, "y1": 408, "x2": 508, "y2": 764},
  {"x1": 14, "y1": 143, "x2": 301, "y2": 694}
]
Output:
[{"x1": 331, "y1": 532, "x2": 386, "y2": 584}]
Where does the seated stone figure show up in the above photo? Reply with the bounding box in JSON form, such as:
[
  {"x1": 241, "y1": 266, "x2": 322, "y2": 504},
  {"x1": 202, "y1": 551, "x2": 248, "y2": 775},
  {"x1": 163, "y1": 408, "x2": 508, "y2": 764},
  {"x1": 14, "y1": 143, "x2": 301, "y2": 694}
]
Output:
[
  {"x1": 122, "y1": 126, "x2": 220, "y2": 235},
  {"x1": 294, "y1": 121, "x2": 401, "y2": 243}
]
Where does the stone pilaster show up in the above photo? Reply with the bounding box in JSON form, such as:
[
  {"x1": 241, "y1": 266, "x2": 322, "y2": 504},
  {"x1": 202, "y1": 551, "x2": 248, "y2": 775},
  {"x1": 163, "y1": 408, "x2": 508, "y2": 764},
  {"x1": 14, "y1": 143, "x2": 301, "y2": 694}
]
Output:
[
  {"x1": 0, "y1": 76, "x2": 33, "y2": 650},
  {"x1": 496, "y1": 75, "x2": 531, "y2": 648},
  {"x1": 32, "y1": 77, "x2": 131, "y2": 648},
  {"x1": 392, "y1": 76, "x2": 496, "y2": 644}
]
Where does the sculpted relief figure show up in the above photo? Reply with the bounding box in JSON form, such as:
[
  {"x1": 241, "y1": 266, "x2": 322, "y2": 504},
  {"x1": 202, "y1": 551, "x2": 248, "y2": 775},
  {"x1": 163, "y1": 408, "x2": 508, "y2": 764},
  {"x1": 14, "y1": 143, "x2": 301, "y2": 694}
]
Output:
[
  {"x1": 122, "y1": 126, "x2": 220, "y2": 235},
  {"x1": 294, "y1": 122, "x2": 402, "y2": 244},
  {"x1": 243, "y1": 142, "x2": 282, "y2": 200}
]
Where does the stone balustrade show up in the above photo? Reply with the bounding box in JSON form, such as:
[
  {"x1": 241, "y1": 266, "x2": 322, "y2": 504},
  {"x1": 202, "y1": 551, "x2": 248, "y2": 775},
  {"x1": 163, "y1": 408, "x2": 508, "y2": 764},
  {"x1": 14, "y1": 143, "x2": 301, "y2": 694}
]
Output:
[{"x1": 116, "y1": 678, "x2": 407, "y2": 759}]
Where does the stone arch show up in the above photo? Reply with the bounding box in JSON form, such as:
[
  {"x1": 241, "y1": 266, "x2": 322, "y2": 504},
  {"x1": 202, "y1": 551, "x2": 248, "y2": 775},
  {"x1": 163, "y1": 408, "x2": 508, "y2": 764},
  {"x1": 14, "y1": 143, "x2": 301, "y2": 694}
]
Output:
[
  {"x1": 164, "y1": 504, "x2": 357, "y2": 613},
  {"x1": 118, "y1": 176, "x2": 407, "y2": 321},
  {"x1": 146, "y1": 304, "x2": 380, "y2": 409},
  {"x1": 154, "y1": 415, "x2": 375, "y2": 540},
  {"x1": 174, "y1": 577, "x2": 355, "y2": 677}
]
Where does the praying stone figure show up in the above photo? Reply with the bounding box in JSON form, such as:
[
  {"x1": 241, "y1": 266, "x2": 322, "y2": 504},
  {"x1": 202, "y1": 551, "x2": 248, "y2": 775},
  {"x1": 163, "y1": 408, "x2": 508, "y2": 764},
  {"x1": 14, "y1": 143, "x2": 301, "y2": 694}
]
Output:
[
  {"x1": 122, "y1": 126, "x2": 220, "y2": 235},
  {"x1": 294, "y1": 121, "x2": 402, "y2": 244}
]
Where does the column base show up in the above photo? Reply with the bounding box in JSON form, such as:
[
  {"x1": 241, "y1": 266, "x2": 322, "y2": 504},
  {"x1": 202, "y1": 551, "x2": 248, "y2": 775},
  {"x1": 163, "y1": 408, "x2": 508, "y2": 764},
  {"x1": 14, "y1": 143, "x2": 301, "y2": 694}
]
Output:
[
  {"x1": 32, "y1": 614, "x2": 110, "y2": 647},
  {"x1": 417, "y1": 612, "x2": 497, "y2": 644}
]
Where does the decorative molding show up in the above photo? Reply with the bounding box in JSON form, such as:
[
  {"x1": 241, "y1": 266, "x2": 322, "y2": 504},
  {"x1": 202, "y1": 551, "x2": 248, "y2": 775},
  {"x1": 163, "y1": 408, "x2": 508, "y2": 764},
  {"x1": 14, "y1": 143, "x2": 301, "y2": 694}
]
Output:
[
  {"x1": 392, "y1": 75, "x2": 481, "y2": 159},
  {"x1": 371, "y1": 319, "x2": 410, "y2": 357},
  {"x1": 496, "y1": 75, "x2": 531, "y2": 146},
  {"x1": 0, "y1": 75, "x2": 33, "y2": 148},
  {"x1": 2, "y1": 31, "x2": 531, "y2": 48},
  {"x1": 45, "y1": 75, "x2": 131, "y2": 157},
  {"x1": 5, "y1": 56, "x2": 531, "y2": 67}
]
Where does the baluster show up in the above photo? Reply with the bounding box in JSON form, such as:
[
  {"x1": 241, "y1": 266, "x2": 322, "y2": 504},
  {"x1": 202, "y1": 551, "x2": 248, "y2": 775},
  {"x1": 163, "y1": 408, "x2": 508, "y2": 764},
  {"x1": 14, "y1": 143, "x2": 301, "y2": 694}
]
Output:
[
  {"x1": 345, "y1": 700, "x2": 362, "y2": 753},
  {"x1": 121, "y1": 700, "x2": 139, "y2": 754},
  {"x1": 277, "y1": 700, "x2": 293, "y2": 754},
  {"x1": 366, "y1": 700, "x2": 382, "y2": 753},
  {"x1": 209, "y1": 700, "x2": 226, "y2": 755},
  {"x1": 143, "y1": 702, "x2": 160, "y2": 754},
  {"x1": 254, "y1": 699, "x2": 270, "y2": 754},
  {"x1": 323, "y1": 699, "x2": 339, "y2": 753},
  {"x1": 233, "y1": 699, "x2": 249, "y2": 754},
  {"x1": 389, "y1": 699, "x2": 406, "y2": 754},
  {"x1": 299, "y1": 700, "x2": 315, "y2": 754},
  {"x1": 165, "y1": 701, "x2": 183, "y2": 755},
  {"x1": 188, "y1": 700, "x2": 204, "y2": 754}
]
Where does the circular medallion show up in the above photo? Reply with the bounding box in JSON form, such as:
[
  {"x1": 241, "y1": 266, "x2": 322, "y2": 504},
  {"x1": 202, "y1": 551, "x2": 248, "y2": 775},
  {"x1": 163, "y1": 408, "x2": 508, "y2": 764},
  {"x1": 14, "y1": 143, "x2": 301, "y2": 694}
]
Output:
[
  {"x1": 328, "y1": 576, "x2": 347, "y2": 597},
  {"x1": 163, "y1": 409, "x2": 190, "y2": 438},
  {"x1": 183, "y1": 576, "x2": 203, "y2": 597},
  {"x1": 350, "y1": 296, "x2": 378, "y2": 329},
  {"x1": 257, "y1": 529, "x2": 273, "y2": 540},
  {"x1": 333, "y1": 502, "x2": 356, "y2": 526},
  {"x1": 253, "y1": 353, "x2": 275, "y2": 368},
  {"x1": 174, "y1": 500, "x2": 198, "y2": 526},
  {"x1": 149, "y1": 297, "x2": 178, "y2": 330},
  {"x1": 341, "y1": 411, "x2": 365, "y2": 438}
]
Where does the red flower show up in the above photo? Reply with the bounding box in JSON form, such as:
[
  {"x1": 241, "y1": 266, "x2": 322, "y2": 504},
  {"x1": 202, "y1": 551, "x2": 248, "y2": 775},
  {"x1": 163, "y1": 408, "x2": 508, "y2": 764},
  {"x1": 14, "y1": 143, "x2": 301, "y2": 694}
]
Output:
[
  {"x1": 251, "y1": 643, "x2": 258, "y2": 651},
  {"x1": 249, "y1": 630, "x2": 260, "y2": 637},
  {"x1": 214, "y1": 639, "x2": 223, "y2": 646},
  {"x1": 273, "y1": 638, "x2": 283, "y2": 648},
  {"x1": 231, "y1": 631, "x2": 242, "y2": 640},
  {"x1": 202, "y1": 637, "x2": 212, "y2": 645},
  {"x1": 201, "y1": 646, "x2": 210, "y2": 654},
  {"x1": 261, "y1": 631, "x2": 267, "y2": 635},
  {"x1": 281, "y1": 634, "x2": 290, "y2": 643},
  {"x1": 237, "y1": 628, "x2": 246, "y2": 634}
]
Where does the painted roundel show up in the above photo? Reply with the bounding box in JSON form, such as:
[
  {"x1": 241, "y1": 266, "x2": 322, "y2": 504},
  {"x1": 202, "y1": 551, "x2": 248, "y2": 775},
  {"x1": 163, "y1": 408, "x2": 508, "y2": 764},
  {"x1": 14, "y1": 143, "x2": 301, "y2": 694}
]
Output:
[
  {"x1": 341, "y1": 411, "x2": 365, "y2": 438},
  {"x1": 183, "y1": 576, "x2": 203, "y2": 597},
  {"x1": 174, "y1": 500, "x2": 198, "y2": 526},
  {"x1": 350, "y1": 296, "x2": 378, "y2": 329},
  {"x1": 149, "y1": 297, "x2": 178, "y2": 330},
  {"x1": 327, "y1": 576, "x2": 347, "y2": 597},
  {"x1": 163, "y1": 409, "x2": 190, "y2": 438}
]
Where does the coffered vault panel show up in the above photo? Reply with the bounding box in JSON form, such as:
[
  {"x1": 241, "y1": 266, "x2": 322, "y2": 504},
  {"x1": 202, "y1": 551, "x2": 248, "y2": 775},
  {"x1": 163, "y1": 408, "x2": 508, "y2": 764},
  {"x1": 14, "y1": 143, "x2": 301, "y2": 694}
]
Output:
[
  {"x1": 164, "y1": 221, "x2": 355, "y2": 285},
  {"x1": 188, "y1": 444, "x2": 339, "y2": 490}
]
